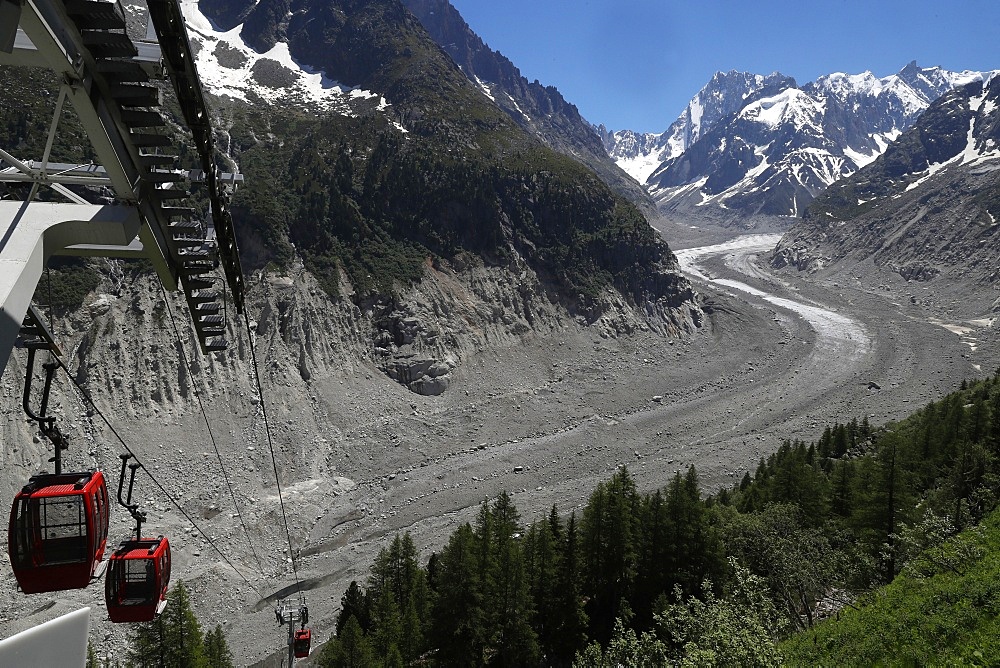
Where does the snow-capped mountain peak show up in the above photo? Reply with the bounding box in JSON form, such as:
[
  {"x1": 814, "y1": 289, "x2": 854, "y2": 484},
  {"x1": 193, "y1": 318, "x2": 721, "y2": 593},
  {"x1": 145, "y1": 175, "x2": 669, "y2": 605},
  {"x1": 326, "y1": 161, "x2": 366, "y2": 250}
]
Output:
[
  {"x1": 812, "y1": 70, "x2": 879, "y2": 97},
  {"x1": 611, "y1": 62, "x2": 999, "y2": 218},
  {"x1": 601, "y1": 70, "x2": 795, "y2": 183},
  {"x1": 739, "y1": 88, "x2": 825, "y2": 131}
]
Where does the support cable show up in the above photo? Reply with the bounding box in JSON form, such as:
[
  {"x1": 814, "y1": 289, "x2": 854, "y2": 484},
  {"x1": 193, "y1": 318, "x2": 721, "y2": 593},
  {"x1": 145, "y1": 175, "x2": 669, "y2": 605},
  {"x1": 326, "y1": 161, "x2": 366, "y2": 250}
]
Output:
[
  {"x1": 52, "y1": 355, "x2": 265, "y2": 599},
  {"x1": 157, "y1": 281, "x2": 268, "y2": 580},
  {"x1": 239, "y1": 303, "x2": 302, "y2": 591}
]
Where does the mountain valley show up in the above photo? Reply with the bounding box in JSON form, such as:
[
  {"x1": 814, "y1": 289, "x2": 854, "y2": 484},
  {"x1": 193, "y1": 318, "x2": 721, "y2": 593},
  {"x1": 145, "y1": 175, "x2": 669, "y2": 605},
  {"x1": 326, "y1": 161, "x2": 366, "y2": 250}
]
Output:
[
  {"x1": 0, "y1": 225, "x2": 989, "y2": 664},
  {"x1": 0, "y1": 0, "x2": 998, "y2": 664}
]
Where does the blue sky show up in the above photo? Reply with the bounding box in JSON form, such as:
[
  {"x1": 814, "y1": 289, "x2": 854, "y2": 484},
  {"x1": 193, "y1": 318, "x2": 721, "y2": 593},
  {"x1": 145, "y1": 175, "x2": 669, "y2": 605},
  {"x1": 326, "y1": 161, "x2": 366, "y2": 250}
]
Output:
[{"x1": 447, "y1": 0, "x2": 1000, "y2": 133}]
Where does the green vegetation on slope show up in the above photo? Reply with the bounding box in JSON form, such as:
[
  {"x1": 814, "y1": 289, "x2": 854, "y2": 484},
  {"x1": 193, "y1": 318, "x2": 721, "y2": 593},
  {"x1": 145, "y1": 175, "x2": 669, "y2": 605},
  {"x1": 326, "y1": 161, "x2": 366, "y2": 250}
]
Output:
[
  {"x1": 227, "y1": 103, "x2": 681, "y2": 309},
  {"x1": 220, "y1": 0, "x2": 684, "y2": 312},
  {"x1": 781, "y1": 508, "x2": 1000, "y2": 665}
]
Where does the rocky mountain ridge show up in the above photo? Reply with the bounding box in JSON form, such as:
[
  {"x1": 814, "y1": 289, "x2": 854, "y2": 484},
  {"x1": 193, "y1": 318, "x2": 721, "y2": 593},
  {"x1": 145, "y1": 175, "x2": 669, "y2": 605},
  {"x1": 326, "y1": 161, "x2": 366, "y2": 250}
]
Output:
[
  {"x1": 4, "y1": 0, "x2": 697, "y2": 424},
  {"x1": 398, "y1": 0, "x2": 652, "y2": 210},
  {"x1": 600, "y1": 70, "x2": 796, "y2": 183},
  {"x1": 173, "y1": 0, "x2": 650, "y2": 209},
  {"x1": 772, "y1": 76, "x2": 1000, "y2": 315},
  {"x1": 163, "y1": 0, "x2": 701, "y2": 397},
  {"x1": 605, "y1": 63, "x2": 995, "y2": 219}
]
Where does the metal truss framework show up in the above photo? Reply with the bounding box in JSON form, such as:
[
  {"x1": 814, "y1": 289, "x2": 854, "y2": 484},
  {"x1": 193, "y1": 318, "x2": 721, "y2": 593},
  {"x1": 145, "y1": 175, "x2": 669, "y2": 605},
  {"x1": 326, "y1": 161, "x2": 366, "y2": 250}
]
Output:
[{"x1": 0, "y1": 0, "x2": 245, "y2": 375}]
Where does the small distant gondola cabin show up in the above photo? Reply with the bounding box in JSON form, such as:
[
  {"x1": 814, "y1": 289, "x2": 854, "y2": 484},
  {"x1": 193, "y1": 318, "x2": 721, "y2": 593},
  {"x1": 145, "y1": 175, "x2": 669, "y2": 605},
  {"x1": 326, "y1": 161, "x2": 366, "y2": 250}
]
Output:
[
  {"x1": 105, "y1": 536, "x2": 171, "y2": 623},
  {"x1": 8, "y1": 471, "x2": 110, "y2": 594},
  {"x1": 293, "y1": 629, "x2": 312, "y2": 658}
]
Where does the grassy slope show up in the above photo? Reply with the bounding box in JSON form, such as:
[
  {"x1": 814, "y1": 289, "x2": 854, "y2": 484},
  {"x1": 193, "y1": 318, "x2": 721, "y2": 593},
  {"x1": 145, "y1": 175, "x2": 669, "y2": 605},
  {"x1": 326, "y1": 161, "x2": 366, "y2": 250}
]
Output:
[{"x1": 781, "y1": 508, "x2": 1000, "y2": 666}]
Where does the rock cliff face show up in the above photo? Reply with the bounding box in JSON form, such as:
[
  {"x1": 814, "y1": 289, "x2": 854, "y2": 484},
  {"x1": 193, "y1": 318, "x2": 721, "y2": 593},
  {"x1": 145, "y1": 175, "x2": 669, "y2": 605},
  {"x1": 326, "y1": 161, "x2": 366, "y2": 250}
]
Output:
[{"x1": 146, "y1": 0, "x2": 701, "y2": 396}]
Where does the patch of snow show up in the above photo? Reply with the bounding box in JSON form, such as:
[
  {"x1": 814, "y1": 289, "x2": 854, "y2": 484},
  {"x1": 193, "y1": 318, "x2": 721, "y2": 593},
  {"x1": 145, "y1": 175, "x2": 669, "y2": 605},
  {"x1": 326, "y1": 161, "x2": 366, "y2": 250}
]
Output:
[
  {"x1": 688, "y1": 95, "x2": 704, "y2": 136},
  {"x1": 651, "y1": 176, "x2": 708, "y2": 203},
  {"x1": 475, "y1": 77, "x2": 495, "y2": 102},
  {"x1": 957, "y1": 93, "x2": 1000, "y2": 166},
  {"x1": 507, "y1": 96, "x2": 530, "y2": 122},
  {"x1": 740, "y1": 88, "x2": 823, "y2": 131},
  {"x1": 905, "y1": 152, "x2": 962, "y2": 191},
  {"x1": 872, "y1": 129, "x2": 901, "y2": 153},
  {"x1": 843, "y1": 145, "x2": 877, "y2": 168},
  {"x1": 178, "y1": 0, "x2": 387, "y2": 115},
  {"x1": 616, "y1": 154, "x2": 666, "y2": 185}
]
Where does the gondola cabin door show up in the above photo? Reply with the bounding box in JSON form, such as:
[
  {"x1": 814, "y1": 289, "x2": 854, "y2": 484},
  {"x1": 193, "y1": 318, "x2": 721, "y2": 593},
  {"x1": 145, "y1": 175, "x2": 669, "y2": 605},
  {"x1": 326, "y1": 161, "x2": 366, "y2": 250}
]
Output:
[{"x1": 8, "y1": 471, "x2": 110, "y2": 594}]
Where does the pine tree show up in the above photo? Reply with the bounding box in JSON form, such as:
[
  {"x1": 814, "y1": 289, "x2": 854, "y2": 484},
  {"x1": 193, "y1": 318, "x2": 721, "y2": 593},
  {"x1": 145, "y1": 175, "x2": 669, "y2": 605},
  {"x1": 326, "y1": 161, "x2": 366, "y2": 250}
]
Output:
[
  {"x1": 430, "y1": 523, "x2": 486, "y2": 664},
  {"x1": 203, "y1": 625, "x2": 234, "y2": 668},
  {"x1": 165, "y1": 582, "x2": 207, "y2": 667},
  {"x1": 549, "y1": 512, "x2": 588, "y2": 665},
  {"x1": 127, "y1": 611, "x2": 168, "y2": 668},
  {"x1": 486, "y1": 491, "x2": 539, "y2": 666},
  {"x1": 320, "y1": 615, "x2": 374, "y2": 668},
  {"x1": 524, "y1": 515, "x2": 560, "y2": 660},
  {"x1": 987, "y1": 389, "x2": 1000, "y2": 454},
  {"x1": 369, "y1": 585, "x2": 402, "y2": 660},
  {"x1": 635, "y1": 489, "x2": 670, "y2": 627},
  {"x1": 127, "y1": 581, "x2": 207, "y2": 667},
  {"x1": 581, "y1": 467, "x2": 640, "y2": 643},
  {"x1": 665, "y1": 467, "x2": 723, "y2": 598},
  {"x1": 365, "y1": 533, "x2": 429, "y2": 662},
  {"x1": 872, "y1": 431, "x2": 915, "y2": 582},
  {"x1": 336, "y1": 581, "x2": 368, "y2": 636},
  {"x1": 829, "y1": 460, "x2": 855, "y2": 519}
]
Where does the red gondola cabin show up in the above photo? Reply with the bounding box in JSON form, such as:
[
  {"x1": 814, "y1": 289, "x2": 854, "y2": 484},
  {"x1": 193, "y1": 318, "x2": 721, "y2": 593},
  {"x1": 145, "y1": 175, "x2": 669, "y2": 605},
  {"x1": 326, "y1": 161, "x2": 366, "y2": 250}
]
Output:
[
  {"x1": 293, "y1": 629, "x2": 312, "y2": 658},
  {"x1": 8, "y1": 471, "x2": 110, "y2": 594},
  {"x1": 105, "y1": 536, "x2": 171, "y2": 623}
]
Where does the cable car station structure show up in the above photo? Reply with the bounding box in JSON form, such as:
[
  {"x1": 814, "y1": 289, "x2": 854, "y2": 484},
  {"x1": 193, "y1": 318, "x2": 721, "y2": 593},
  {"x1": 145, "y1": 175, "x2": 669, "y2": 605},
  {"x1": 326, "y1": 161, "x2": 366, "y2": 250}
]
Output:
[
  {"x1": 0, "y1": 0, "x2": 317, "y2": 662},
  {"x1": 0, "y1": 0, "x2": 245, "y2": 378}
]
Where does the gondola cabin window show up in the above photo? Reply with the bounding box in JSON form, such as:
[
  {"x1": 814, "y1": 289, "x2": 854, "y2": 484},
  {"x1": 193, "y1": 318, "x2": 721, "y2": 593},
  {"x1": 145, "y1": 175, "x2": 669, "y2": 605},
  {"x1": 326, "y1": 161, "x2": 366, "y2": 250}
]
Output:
[{"x1": 37, "y1": 495, "x2": 87, "y2": 564}]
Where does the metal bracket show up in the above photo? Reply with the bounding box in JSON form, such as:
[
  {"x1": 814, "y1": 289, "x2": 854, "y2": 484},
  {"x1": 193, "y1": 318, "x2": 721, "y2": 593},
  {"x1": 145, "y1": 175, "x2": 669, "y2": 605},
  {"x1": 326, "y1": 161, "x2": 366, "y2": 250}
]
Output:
[
  {"x1": 116, "y1": 453, "x2": 147, "y2": 540},
  {"x1": 20, "y1": 331, "x2": 68, "y2": 473}
]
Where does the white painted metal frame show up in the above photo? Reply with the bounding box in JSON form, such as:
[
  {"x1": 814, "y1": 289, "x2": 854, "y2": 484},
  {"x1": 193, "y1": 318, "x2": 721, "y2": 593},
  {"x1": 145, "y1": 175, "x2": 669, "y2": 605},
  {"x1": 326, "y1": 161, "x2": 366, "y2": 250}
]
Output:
[{"x1": 0, "y1": 0, "x2": 176, "y2": 376}]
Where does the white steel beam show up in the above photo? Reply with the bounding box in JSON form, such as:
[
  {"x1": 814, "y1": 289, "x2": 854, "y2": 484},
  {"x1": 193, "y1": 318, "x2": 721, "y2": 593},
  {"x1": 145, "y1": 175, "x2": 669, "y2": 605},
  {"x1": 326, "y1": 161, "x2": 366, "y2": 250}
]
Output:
[
  {"x1": 0, "y1": 607, "x2": 89, "y2": 665},
  {"x1": 0, "y1": 200, "x2": 142, "y2": 376}
]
